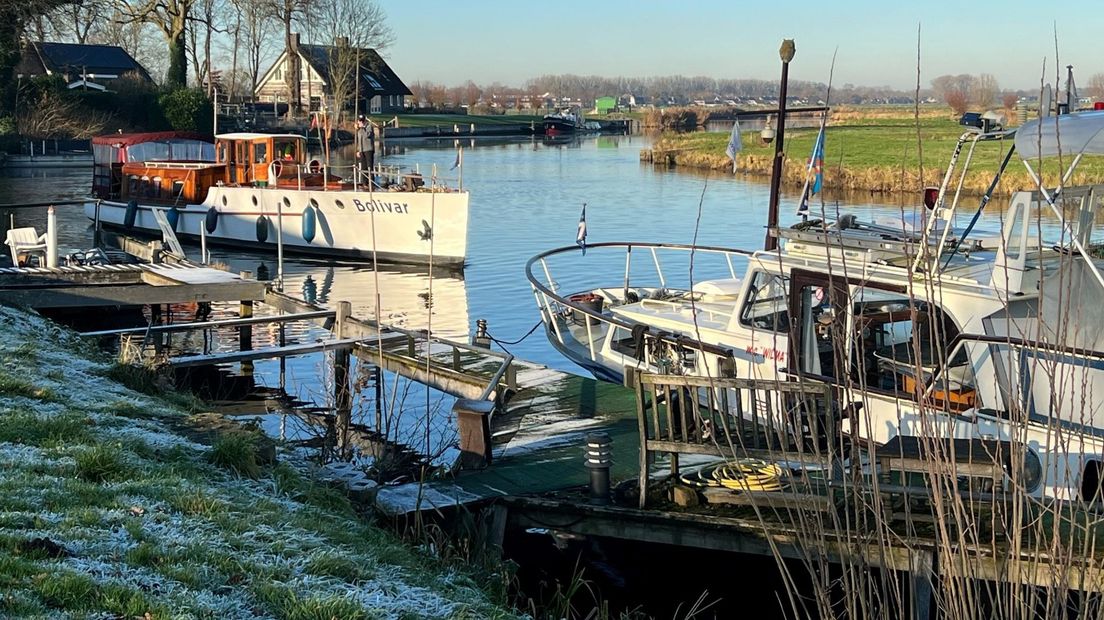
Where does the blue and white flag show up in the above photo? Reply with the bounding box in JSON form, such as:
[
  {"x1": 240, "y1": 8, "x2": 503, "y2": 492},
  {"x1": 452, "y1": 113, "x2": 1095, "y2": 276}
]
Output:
[
  {"x1": 576, "y1": 203, "x2": 587, "y2": 255},
  {"x1": 724, "y1": 120, "x2": 742, "y2": 173},
  {"x1": 798, "y1": 124, "x2": 826, "y2": 215},
  {"x1": 451, "y1": 147, "x2": 462, "y2": 170}
]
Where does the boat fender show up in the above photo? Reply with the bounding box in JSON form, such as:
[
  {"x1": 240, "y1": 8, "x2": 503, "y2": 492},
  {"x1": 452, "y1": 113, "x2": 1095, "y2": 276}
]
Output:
[
  {"x1": 123, "y1": 199, "x2": 138, "y2": 228},
  {"x1": 166, "y1": 207, "x2": 180, "y2": 232},
  {"x1": 205, "y1": 206, "x2": 219, "y2": 234},
  {"x1": 256, "y1": 215, "x2": 269, "y2": 243},
  {"x1": 301, "y1": 205, "x2": 317, "y2": 244}
]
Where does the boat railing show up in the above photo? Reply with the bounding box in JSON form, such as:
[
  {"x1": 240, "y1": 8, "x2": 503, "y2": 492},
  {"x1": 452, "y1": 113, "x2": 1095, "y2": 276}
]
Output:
[
  {"x1": 270, "y1": 160, "x2": 463, "y2": 193},
  {"x1": 526, "y1": 241, "x2": 754, "y2": 366}
]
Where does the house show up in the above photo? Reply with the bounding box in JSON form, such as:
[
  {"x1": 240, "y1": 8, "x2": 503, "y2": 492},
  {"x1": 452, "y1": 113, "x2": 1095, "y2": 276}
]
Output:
[
  {"x1": 15, "y1": 41, "x2": 152, "y2": 91},
  {"x1": 254, "y1": 34, "x2": 411, "y2": 115}
]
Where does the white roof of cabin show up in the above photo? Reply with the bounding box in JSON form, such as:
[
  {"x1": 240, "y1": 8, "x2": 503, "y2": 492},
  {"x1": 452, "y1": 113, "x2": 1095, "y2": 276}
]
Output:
[
  {"x1": 215, "y1": 133, "x2": 305, "y2": 141},
  {"x1": 1015, "y1": 111, "x2": 1104, "y2": 159}
]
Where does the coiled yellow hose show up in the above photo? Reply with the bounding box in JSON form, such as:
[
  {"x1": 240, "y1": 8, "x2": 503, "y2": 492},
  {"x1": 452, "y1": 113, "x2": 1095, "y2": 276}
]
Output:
[{"x1": 679, "y1": 459, "x2": 786, "y2": 492}]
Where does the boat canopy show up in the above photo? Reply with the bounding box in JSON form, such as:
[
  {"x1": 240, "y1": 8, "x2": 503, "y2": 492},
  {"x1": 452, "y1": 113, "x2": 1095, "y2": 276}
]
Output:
[
  {"x1": 92, "y1": 131, "x2": 215, "y2": 165},
  {"x1": 1015, "y1": 111, "x2": 1104, "y2": 160}
]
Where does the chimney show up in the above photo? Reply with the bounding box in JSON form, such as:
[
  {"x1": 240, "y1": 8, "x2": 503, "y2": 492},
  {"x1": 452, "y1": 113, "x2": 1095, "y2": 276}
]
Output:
[
  {"x1": 291, "y1": 32, "x2": 300, "y2": 51},
  {"x1": 336, "y1": 36, "x2": 349, "y2": 48}
]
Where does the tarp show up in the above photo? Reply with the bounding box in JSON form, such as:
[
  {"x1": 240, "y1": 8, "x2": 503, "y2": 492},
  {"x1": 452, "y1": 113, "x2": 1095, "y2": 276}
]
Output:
[
  {"x1": 91, "y1": 131, "x2": 212, "y2": 147},
  {"x1": 1015, "y1": 111, "x2": 1104, "y2": 160}
]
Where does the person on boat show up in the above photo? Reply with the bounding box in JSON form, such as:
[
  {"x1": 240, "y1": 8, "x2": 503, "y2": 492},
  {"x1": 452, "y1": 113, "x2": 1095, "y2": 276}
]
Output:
[{"x1": 355, "y1": 116, "x2": 375, "y2": 183}]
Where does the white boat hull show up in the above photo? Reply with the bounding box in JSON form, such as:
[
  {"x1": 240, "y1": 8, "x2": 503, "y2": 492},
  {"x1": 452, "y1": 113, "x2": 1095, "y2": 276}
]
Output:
[{"x1": 85, "y1": 185, "x2": 469, "y2": 266}]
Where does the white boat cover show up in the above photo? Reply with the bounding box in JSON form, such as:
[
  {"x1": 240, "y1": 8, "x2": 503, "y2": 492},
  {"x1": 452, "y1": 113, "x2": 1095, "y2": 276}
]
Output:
[{"x1": 1015, "y1": 111, "x2": 1104, "y2": 159}]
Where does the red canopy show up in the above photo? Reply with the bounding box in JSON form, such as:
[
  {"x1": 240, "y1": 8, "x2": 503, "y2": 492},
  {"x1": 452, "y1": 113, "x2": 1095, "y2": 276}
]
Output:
[{"x1": 91, "y1": 131, "x2": 213, "y2": 147}]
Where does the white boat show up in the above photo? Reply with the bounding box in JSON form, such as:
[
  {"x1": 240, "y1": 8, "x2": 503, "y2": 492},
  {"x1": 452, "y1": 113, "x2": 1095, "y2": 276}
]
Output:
[
  {"x1": 84, "y1": 131, "x2": 468, "y2": 267},
  {"x1": 527, "y1": 111, "x2": 1104, "y2": 501}
]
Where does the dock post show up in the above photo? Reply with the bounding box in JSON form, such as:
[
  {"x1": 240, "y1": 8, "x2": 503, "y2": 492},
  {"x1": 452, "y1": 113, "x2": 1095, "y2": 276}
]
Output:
[
  {"x1": 911, "y1": 549, "x2": 934, "y2": 620},
  {"x1": 93, "y1": 200, "x2": 102, "y2": 248},
  {"x1": 373, "y1": 365, "x2": 383, "y2": 432},
  {"x1": 454, "y1": 398, "x2": 494, "y2": 469},
  {"x1": 46, "y1": 206, "x2": 57, "y2": 268},
  {"x1": 334, "y1": 301, "x2": 353, "y2": 458},
  {"x1": 239, "y1": 271, "x2": 254, "y2": 377}
]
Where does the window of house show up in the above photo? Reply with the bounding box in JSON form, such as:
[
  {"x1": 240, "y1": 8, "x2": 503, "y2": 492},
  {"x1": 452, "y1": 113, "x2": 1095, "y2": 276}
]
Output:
[{"x1": 739, "y1": 271, "x2": 790, "y2": 332}]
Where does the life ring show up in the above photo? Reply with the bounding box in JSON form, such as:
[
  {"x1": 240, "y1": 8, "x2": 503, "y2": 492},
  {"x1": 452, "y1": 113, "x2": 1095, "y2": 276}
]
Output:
[
  {"x1": 301, "y1": 205, "x2": 317, "y2": 244},
  {"x1": 123, "y1": 199, "x2": 138, "y2": 228},
  {"x1": 256, "y1": 215, "x2": 269, "y2": 243},
  {"x1": 307, "y1": 159, "x2": 323, "y2": 174},
  {"x1": 205, "y1": 206, "x2": 219, "y2": 233}
]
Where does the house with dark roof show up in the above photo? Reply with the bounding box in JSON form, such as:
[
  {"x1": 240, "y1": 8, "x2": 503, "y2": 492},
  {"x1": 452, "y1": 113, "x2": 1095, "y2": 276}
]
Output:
[
  {"x1": 255, "y1": 34, "x2": 411, "y2": 115},
  {"x1": 15, "y1": 42, "x2": 152, "y2": 91}
]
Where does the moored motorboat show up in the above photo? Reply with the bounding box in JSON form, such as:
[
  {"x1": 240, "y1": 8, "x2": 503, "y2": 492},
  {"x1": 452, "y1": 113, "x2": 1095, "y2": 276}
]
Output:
[
  {"x1": 527, "y1": 111, "x2": 1104, "y2": 501},
  {"x1": 85, "y1": 131, "x2": 469, "y2": 267}
]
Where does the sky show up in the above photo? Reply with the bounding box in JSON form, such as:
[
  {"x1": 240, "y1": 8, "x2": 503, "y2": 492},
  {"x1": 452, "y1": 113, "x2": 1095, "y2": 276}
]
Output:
[{"x1": 381, "y1": 0, "x2": 1102, "y2": 91}]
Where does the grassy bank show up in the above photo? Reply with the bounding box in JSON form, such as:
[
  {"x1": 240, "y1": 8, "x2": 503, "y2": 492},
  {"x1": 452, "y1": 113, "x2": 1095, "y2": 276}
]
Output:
[
  {"x1": 645, "y1": 107, "x2": 1104, "y2": 195},
  {"x1": 0, "y1": 307, "x2": 519, "y2": 619}
]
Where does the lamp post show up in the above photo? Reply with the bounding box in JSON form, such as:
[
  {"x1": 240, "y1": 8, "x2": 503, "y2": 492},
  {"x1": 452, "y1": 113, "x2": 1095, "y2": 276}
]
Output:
[{"x1": 765, "y1": 39, "x2": 795, "y2": 252}]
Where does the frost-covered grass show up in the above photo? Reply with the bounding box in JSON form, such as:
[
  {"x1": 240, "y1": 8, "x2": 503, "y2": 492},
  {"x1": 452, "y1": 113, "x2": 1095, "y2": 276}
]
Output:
[{"x1": 0, "y1": 306, "x2": 519, "y2": 619}]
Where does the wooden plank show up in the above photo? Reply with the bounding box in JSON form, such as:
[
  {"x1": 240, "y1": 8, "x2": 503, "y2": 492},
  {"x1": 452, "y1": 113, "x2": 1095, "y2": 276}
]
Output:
[
  {"x1": 699, "y1": 487, "x2": 834, "y2": 512},
  {"x1": 169, "y1": 337, "x2": 363, "y2": 368},
  {"x1": 0, "y1": 280, "x2": 267, "y2": 308},
  {"x1": 80, "y1": 309, "x2": 336, "y2": 337}
]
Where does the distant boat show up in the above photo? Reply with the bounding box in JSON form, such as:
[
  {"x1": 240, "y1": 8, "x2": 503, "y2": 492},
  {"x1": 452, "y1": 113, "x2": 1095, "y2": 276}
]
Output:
[{"x1": 543, "y1": 108, "x2": 584, "y2": 135}]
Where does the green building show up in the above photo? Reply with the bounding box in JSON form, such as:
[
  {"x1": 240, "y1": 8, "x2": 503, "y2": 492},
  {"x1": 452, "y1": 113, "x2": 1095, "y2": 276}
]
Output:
[{"x1": 594, "y1": 96, "x2": 617, "y2": 115}]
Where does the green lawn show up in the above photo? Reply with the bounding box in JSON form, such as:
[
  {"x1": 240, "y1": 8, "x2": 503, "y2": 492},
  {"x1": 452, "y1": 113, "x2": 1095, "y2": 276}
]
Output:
[{"x1": 652, "y1": 113, "x2": 1104, "y2": 194}]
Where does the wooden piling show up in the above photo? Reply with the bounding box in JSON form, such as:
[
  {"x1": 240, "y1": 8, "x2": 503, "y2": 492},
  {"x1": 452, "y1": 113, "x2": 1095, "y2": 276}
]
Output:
[
  {"x1": 334, "y1": 301, "x2": 353, "y2": 458},
  {"x1": 454, "y1": 398, "x2": 494, "y2": 469},
  {"x1": 239, "y1": 271, "x2": 254, "y2": 376}
]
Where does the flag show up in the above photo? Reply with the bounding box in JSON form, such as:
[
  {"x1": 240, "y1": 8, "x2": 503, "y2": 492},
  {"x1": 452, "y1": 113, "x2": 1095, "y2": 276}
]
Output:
[
  {"x1": 451, "y1": 147, "x2": 462, "y2": 170},
  {"x1": 724, "y1": 120, "x2": 742, "y2": 172},
  {"x1": 576, "y1": 203, "x2": 587, "y2": 255},
  {"x1": 798, "y1": 124, "x2": 826, "y2": 215}
]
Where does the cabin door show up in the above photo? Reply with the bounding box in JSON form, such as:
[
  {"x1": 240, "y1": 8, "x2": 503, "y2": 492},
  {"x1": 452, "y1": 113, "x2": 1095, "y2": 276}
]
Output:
[{"x1": 787, "y1": 269, "x2": 850, "y2": 381}]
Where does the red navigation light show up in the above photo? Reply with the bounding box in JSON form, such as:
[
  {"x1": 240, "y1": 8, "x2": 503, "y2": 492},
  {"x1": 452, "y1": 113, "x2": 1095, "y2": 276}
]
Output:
[{"x1": 923, "y1": 186, "x2": 939, "y2": 210}]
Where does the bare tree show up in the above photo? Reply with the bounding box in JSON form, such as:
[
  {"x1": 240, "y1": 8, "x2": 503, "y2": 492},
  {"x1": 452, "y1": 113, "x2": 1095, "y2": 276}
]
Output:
[
  {"x1": 1086, "y1": 73, "x2": 1104, "y2": 102},
  {"x1": 46, "y1": 1, "x2": 110, "y2": 44},
  {"x1": 262, "y1": 0, "x2": 308, "y2": 115},
  {"x1": 115, "y1": 0, "x2": 195, "y2": 88},
  {"x1": 313, "y1": 0, "x2": 394, "y2": 121},
  {"x1": 971, "y1": 73, "x2": 998, "y2": 109}
]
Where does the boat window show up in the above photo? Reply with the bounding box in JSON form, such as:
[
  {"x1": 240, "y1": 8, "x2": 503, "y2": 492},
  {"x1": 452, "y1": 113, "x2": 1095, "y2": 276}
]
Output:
[
  {"x1": 794, "y1": 283, "x2": 844, "y2": 378},
  {"x1": 172, "y1": 180, "x2": 185, "y2": 198},
  {"x1": 140, "y1": 175, "x2": 151, "y2": 197},
  {"x1": 609, "y1": 326, "x2": 641, "y2": 358},
  {"x1": 739, "y1": 271, "x2": 790, "y2": 332},
  {"x1": 851, "y1": 288, "x2": 960, "y2": 400},
  {"x1": 128, "y1": 175, "x2": 139, "y2": 195},
  {"x1": 253, "y1": 142, "x2": 268, "y2": 163},
  {"x1": 150, "y1": 176, "x2": 162, "y2": 198},
  {"x1": 274, "y1": 139, "x2": 298, "y2": 162}
]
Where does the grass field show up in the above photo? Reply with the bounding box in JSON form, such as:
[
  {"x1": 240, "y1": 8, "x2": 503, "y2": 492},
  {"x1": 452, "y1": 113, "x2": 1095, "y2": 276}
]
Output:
[{"x1": 647, "y1": 107, "x2": 1104, "y2": 195}]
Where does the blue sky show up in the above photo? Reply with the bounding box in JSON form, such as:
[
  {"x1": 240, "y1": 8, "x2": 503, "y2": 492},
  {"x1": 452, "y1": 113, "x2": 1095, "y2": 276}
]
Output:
[{"x1": 382, "y1": 0, "x2": 1100, "y2": 90}]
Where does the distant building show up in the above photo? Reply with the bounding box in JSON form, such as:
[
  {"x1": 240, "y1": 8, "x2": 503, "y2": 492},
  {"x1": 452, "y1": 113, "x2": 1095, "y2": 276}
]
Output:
[
  {"x1": 255, "y1": 34, "x2": 411, "y2": 115},
  {"x1": 594, "y1": 96, "x2": 617, "y2": 114},
  {"x1": 15, "y1": 41, "x2": 152, "y2": 91}
]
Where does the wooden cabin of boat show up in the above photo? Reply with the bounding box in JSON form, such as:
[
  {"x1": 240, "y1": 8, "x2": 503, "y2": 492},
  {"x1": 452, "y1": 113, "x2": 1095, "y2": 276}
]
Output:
[{"x1": 92, "y1": 131, "x2": 343, "y2": 205}]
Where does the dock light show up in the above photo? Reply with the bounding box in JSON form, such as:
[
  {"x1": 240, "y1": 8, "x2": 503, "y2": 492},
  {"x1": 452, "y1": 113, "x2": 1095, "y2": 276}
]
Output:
[
  {"x1": 472, "y1": 318, "x2": 491, "y2": 349},
  {"x1": 584, "y1": 432, "x2": 612, "y2": 504},
  {"x1": 761, "y1": 116, "x2": 776, "y2": 145}
]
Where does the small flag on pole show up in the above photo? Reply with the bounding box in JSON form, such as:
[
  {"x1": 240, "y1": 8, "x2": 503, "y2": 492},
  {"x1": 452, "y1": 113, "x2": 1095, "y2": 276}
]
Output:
[
  {"x1": 724, "y1": 120, "x2": 742, "y2": 173},
  {"x1": 576, "y1": 203, "x2": 587, "y2": 255},
  {"x1": 309, "y1": 114, "x2": 318, "y2": 130},
  {"x1": 798, "y1": 124, "x2": 826, "y2": 215},
  {"x1": 451, "y1": 147, "x2": 462, "y2": 170}
]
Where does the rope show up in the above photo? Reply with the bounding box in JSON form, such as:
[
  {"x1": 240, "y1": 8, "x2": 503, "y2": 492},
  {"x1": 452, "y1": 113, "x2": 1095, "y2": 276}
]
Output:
[{"x1": 487, "y1": 320, "x2": 542, "y2": 346}]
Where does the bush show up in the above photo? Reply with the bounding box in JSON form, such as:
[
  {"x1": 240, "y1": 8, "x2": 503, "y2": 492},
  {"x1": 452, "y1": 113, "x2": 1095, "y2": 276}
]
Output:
[{"x1": 158, "y1": 88, "x2": 213, "y2": 133}]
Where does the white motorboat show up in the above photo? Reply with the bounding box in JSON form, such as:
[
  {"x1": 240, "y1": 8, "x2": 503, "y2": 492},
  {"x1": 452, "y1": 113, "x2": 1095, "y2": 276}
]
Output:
[
  {"x1": 527, "y1": 111, "x2": 1104, "y2": 500},
  {"x1": 85, "y1": 131, "x2": 468, "y2": 267}
]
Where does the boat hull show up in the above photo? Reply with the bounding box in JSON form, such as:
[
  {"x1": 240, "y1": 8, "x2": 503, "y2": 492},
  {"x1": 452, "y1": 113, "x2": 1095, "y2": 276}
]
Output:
[{"x1": 85, "y1": 185, "x2": 469, "y2": 267}]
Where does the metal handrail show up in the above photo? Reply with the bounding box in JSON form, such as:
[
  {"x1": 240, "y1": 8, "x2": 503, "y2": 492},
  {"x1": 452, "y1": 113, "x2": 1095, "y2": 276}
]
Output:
[{"x1": 526, "y1": 241, "x2": 755, "y2": 360}]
